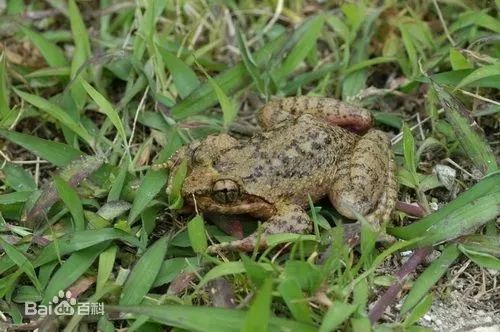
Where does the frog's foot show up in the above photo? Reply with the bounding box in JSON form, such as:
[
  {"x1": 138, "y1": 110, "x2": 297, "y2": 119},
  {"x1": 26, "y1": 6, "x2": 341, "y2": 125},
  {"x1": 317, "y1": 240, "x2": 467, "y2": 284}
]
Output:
[
  {"x1": 329, "y1": 129, "x2": 397, "y2": 228},
  {"x1": 207, "y1": 205, "x2": 311, "y2": 252},
  {"x1": 258, "y1": 96, "x2": 374, "y2": 134}
]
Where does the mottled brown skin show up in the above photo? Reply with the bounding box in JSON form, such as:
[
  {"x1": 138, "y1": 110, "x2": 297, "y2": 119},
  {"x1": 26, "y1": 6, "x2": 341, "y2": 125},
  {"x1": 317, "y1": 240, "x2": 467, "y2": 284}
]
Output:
[{"x1": 166, "y1": 96, "x2": 398, "y2": 252}]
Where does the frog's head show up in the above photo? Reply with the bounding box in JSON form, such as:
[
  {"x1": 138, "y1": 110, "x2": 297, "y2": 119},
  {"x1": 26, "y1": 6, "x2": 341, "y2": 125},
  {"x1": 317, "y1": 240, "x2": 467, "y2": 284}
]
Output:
[{"x1": 169, "y1": 139, "x2": 275, "y2": 218}]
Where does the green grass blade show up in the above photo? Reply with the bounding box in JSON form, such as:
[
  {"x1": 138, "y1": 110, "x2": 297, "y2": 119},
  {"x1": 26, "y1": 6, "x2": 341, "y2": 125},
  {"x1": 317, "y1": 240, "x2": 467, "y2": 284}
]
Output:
[
  {"x1": 80, "y1": 78, "x2": 127, "y2": 146},
  {"x1": 454, "y1": 63, "x2": 500, "y2": 90},
  {"x1": 127, "y1": 169, "x2": 168, "y2": 224},
  {"x1": 401, "y1": 244, "x2": 460, "y2": 314},
  {"x1": 96, "y1": 245, "x2": 117, "y2": 294},
  {"x1": 42, "y1": 241, "x2": 108, "y2": 304},
  {"x1": 158, "y1": 47, "x2": 200, "y2": 99},
  {"x1": 107, "y1": 304, "x2": 317, "y2": 332},
  {"x1": 273, "y1": 15, "x2": 324, "y2": 83},
  {"x1": 19, "y1": 26, "x2": 69, "y2": 67},
  {"x1": 119, "y1": 236, "x2": 168, "y2": 305},
  {"x1": 242, "y1": 277, "x2": 273, "y2": 332},
  {"x1": 68, "y1": 0, "x2": 91, "y2": 109},
  {"x1": 459, "y1": 244, "x2": 500, "y2": 270},
  {"x1": 388, "y1": 172, "x2": 500, "y2": 245},
  {"x1": 1, "y1": 162, "x2": 37, "y2": 191},
  {"x1": 170, "y1": 34, "x2": 287, "y2": 119},
  {"x1": 403, "y1": 293, "x2": 433, "y2": 327},
  {"x1": 0, "y1": 237, "x2": 42, "y2": 292},
  {"x1": 0, "y1": 54, "x2": 9, "y2": 118},
  {"x1": 235, "y1": 28, "x2": 266, "y2": 96},
  {"x1": 107, "y1": 161, "x2": 129, "y2": 202},
  {"x1": 34, "y1": 228, "x2": 142, "y2": 267},
  {"x1": 433, "y1": 82, "x2": 498, "y2": 175},
  {"x1": 319, "y1": 301, "x2": 357, "y2": 332},
  {"x1": 54, "y1": 176, "x2": 85, "y2": 231},
  {"x1": 0, "y1": 129, "x2": 82, "y2": 166},
  {"x1": 187, "y1": 215, "x2": 207, "y2": 253},
  {"x1": 278, "y1": 278, "x2": 313, "y2": 324},
  {"x1": 13, "y1": 89, "x2": 95, "y2": 147}
]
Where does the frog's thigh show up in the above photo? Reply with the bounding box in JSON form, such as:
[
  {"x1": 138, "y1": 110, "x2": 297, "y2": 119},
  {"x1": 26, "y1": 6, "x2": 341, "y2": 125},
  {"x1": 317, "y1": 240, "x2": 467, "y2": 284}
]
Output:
[
  {"x1": 329, "y1": 130, "x2": 397, "y2": 225},
  {"x1": 207, "y1": 205, "x2": 311, "y2": 252},
  {"x1": 258, "y1": 97, "x2": 373, "y2": 133}
]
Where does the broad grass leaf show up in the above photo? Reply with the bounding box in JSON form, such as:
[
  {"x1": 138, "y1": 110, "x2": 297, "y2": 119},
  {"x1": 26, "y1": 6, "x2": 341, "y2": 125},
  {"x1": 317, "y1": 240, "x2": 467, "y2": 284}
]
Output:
[
  {"x1": 25, "y1": 67, "x2": 71, "y2": 79},
  {"x1": 0, "y1": 54, "x2": 9, "y2": 117},
  {"x1": 0, "y1": 191, "x2": 32, "y2": 205},
  {"x1": 241, "y1": 254, "x2": 270, "y2": 288},
  {"x1": 34, "y1": 228, "x2": 142, "y2": 267},
  {"x1": 54, "y1": 176, "x2": 85, "y2": 231},
  {"x1": 80, "y1": 78, "x2": 127, "y2": 146},
  {"x1": 273, "y1": 15, "x2": 324, "y2": 82},
  {"x1": 170, "y1": 34, "x2": 287, "y2": 119},
  {"x1": 42, "y1": 242, "x2": 108, "y2": 304},
  {"x1": 278, "y1": 278, "x2": 313, "y2": 324},
  {"x1": 389, "y1": 173, "x2": 499, "y2": 240},
  {"x1": 433, "y1": 83, "x2": 497, "y2": 175},
  {"x1": 120, "y1": 236, "x2": 168, "y2": 305},
  {"x1": 13, "y1": 89, "x2": 94, "y2": 147},
  {"x1": 344, "y1": 57, "x2": 397, "y2": 76},
  {"x1": 107, "y1": 304, "x2": 317, "y2": 332},
  {"x1": 449, "y1": 11, "x2": 500, "y2": 34},
  {"x1": 458, "y1": 235, "x2": 500, "y2": 257},
  {"x1": 402, "y1": 123, "x2": 418, "y2": 186},
  {"x1": 107, "y1": 161, "x2": 129, "y2": 202},
  {"x1": 454, "y1": 64, "x2": 500, "y2": 90},
  {"x1": 199, "y1": 66, "x2": 237, "y2": 128},
  {"x1": 459, "y1": 245, "x2": 500, "y2": 270},
  {"x1": 401, "y1": 244, "x2": 460, "y2": 314},
  {"x1": 403, "y1": 294, "x2": 433, "y2": 327},
  {"x1": 128, "y1": 169, "x2": 168, "y2": 224},
  {"x1": 187, "y1": 215, "x2": 207, "y2": 253},
  {"x1": 1, "y1": 163, "x2": 36, "y2": 191},
  {"x1": 96, "y1": 245, "x2": 117, "y2": 294},
  {"x1": 153, "y1": 257, "x2": 199, "y2": 288},
  {"x1": 167, "y1": 159, "x2": 187, "y2": 209},
  {"x1": 0, "y1": 129, "x2": 82, "y2": 167},
  {"x1": 68, "y1": 0, "x2": 91, "y2": 109},
  {"x1": 159, "y1": 48, "x2": 200, "y2": 99},
  {"x1": 24, "y1": 156, "x2": 103, "y2": 223},
  {"x1": 19, "y1": 26, "x2": 68, "y2": 67},
  {"x1": 0, "y1": 237, "x2": 42, "y2": 292},
  {"x1": 326, "y1": 14, "x2": 349, "y2": 42},
  {"x1": 399, "y1": 24, "x2": 418, "y2": 78},
  {"x1": 449, "y1": 48, "x2": 471, "y2": 70},
  {"x1": 242, "y1": 278, "x2": 273, "y2": 332},
  {"x1": 235, "y1": 28, "x2": 266, "y2": 95},
  {"x1": 319, "y1": 301, "x2": 357, "y2": 332},
  {"x1": 342, "y1": 8, "x2": 382, "y2": 98}
]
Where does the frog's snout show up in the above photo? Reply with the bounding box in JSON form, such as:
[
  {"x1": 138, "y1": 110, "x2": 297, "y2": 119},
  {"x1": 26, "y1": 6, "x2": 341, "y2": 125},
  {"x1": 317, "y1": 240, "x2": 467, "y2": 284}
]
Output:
[{"x1": 212, "y1": 179, "x2": 241, "y2": 204}]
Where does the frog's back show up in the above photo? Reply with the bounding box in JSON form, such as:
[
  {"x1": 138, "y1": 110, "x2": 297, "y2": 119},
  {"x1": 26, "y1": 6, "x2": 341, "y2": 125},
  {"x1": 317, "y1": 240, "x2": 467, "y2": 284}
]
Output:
[{"x1": 214, "y1": 115, "x2": 358, "y2": 206}]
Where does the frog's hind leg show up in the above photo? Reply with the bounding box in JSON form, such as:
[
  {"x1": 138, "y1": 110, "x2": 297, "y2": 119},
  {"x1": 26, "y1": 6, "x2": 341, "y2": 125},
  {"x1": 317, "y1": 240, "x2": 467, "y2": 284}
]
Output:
[
  {"x1": 328, "y1": 130, "x2": 397, "y2": 228},
  {"x1": 258, "y1": 96, "x2": 374, "y2": 134},
  {"x1": 207, "y1": 205, "x2": 311, "y2": 252}
]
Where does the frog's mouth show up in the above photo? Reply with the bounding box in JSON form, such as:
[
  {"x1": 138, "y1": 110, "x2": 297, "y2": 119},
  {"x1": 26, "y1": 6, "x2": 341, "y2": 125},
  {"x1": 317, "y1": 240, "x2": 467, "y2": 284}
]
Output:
[{"x1": 185, "y1": 193, "x2": 276, "y2": 220}]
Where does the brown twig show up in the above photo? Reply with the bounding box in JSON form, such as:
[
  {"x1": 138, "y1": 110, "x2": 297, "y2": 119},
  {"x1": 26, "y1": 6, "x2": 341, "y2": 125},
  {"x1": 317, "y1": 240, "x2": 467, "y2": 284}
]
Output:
[{"x1": 368, "y1": 246, "x2": 434, "y2": 323}]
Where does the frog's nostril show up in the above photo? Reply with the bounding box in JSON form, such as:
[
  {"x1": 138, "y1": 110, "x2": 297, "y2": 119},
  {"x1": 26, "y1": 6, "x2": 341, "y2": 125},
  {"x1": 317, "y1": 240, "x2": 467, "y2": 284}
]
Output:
[{"x1": 212, "y1": 179, "x2": 240, "y2": 203}]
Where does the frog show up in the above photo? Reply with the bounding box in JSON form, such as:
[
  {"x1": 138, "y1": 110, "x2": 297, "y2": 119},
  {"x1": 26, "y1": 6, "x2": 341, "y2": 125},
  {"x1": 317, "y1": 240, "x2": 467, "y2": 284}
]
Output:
[{"x1": 164, "y1": 96, "x2": 398, "y2": 252}]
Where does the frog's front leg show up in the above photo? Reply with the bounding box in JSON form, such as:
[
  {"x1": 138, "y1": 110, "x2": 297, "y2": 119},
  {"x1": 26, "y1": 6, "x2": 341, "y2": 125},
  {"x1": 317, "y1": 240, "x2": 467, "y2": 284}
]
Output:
[
  {"x1": 207, "y1": 204, "x2": 311, "y2": 252},
  {"x1": 258, "y1": 96, "x2": 374, "y2": 134},
  {"x1": 329, "y1": 130, "x2": 398, "y2": 227}
]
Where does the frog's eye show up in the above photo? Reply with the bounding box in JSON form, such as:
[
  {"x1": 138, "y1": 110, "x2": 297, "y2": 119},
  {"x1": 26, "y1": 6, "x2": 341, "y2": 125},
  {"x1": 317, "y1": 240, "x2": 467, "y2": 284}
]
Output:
[{"x1": 212, "y1": 179, "x2": 240, "y2": 204}]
